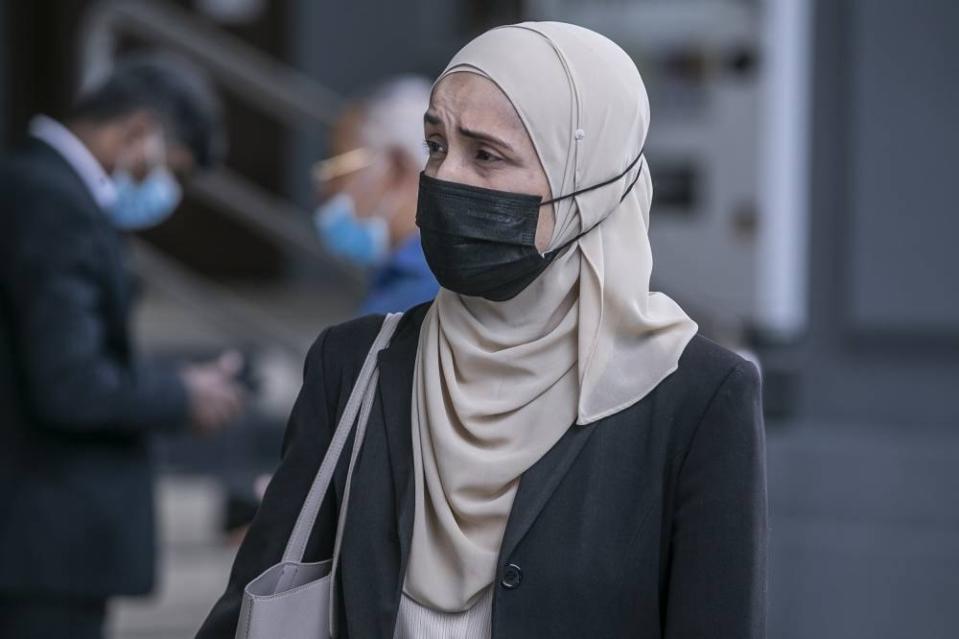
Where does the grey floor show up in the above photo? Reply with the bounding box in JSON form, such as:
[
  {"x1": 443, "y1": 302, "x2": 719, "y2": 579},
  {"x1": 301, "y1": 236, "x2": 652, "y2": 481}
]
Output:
[{"x1": 110, "y1": 477, "x2": 237, "y2": 639}]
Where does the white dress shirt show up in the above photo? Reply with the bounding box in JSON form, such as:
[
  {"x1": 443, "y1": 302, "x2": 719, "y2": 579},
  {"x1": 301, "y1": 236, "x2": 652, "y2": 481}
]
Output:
[{"x1": 29, "y1": 115, "x2": 117, "y2": 210}]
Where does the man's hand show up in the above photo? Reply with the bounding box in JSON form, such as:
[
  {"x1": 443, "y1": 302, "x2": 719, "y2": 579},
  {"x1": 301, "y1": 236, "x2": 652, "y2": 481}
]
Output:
[{"x1": 180, "y1": 351, "x2": 247, "y2": 435}]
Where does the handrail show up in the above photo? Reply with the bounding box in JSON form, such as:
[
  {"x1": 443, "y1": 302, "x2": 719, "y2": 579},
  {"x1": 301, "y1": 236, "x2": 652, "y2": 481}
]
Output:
[
  {"x1": 188, "y1": 167, "x2": 336, "y2": 263},
  {"x1": 130, "y1": 238, "x2": 311, "y2": 356},
  {"x1": 80, "y1": 0, "x2": 343, "y2": 126}
]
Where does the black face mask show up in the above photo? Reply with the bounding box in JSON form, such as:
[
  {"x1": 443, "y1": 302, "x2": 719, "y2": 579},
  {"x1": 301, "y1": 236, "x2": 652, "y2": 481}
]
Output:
[{"x1": 416, "y1": 151, "x2": 644, "y2": 301}]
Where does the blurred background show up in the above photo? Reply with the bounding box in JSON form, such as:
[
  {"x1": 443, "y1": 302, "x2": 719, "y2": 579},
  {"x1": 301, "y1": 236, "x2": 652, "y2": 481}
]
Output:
[{"x1": 1, "y1": 0, "x2": 956, "y2": 637}]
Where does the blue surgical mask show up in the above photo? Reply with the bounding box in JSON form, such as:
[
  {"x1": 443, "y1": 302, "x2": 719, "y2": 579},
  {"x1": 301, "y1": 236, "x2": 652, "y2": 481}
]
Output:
[
  {"x1": 108, "y1": 166, "x2": 183, "y2": 231},
  {"x1": 314, "y1": 193, "x2": 389, "y2": 267}
]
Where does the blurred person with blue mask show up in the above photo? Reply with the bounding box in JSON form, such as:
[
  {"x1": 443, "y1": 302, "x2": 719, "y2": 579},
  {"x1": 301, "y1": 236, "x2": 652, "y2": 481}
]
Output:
[
  {"x1": 313, "y1": 76, "x2": 439, "y2": 314},
  {"x1": 110, "y1": 129, "x2": 183, "y2": 230},
  {"x1": 0, "y1": 53, "x2": 247, "y2": 639}
]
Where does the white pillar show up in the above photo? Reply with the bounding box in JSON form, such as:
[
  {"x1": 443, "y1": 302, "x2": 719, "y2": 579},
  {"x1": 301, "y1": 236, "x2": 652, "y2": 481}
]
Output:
[{"x1": 756, "y1": 0, "x2": 813, "y2": 340}]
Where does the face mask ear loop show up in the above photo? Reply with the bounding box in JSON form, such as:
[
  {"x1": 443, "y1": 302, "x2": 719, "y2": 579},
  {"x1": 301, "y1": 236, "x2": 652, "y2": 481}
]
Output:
[
  {"x1": 618, "y1": 157, "x2": 644, "y2": 203},
  {"x1": 542, "y1": 154, "x2": 646, "y2": 259},
  {"x1": 541, "y1": 148, "x2": 645, "y2": 207}
]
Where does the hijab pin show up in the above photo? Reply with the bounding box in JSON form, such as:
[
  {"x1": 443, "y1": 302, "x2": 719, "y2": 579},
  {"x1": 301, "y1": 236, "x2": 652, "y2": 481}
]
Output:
[{"x1": 574, "y1": 128, "x2": 586, "y2": 141}]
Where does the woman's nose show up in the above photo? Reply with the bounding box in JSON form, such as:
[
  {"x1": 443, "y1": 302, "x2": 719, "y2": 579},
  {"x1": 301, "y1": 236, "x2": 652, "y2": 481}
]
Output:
[{"x1": 432, "y1": 154, "x2": 470, "y2": 185}]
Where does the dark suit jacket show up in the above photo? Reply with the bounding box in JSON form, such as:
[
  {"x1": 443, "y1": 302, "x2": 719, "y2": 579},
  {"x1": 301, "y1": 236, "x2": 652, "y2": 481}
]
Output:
[
  {"x1": 0, "y1": 138, "x2": 188, "y2": 597},
  {"x1": 198, "y1": 304, "x2": 767, "y2": 638}
]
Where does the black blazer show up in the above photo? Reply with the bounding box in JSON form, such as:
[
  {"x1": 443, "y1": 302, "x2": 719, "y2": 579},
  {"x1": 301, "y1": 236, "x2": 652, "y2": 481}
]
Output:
[
  {"x1": 198, "y1": 304, "x2": 767, "y2": 638},
  {"x1": 0, "y1": 139, "x2": 188, "y2": 597}
]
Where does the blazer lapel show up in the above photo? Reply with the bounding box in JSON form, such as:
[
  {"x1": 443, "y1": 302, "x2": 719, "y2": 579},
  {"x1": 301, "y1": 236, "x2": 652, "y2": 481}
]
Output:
[
  {"x1": 498, "y1": 421, "x2": 598, "y2": 563},
  {"x1": 375, "y1": 305, "x2": 600, "y2": 579},
  {"x1": 34, "y1": 140, "x2": 134, "y2": 329}
]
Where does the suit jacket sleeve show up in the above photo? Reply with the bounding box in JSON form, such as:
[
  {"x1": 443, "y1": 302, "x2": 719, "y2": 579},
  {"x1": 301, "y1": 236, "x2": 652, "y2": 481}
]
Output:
[
  {"x1": 8, "y1": 186, "x2": 188, "y2": 433},
  {"x1": 196, "y1": 328, "x2": 339, "y2": 638},
  {"x1": 663, "y1": 360, "x2": 769, "y2": 638}
]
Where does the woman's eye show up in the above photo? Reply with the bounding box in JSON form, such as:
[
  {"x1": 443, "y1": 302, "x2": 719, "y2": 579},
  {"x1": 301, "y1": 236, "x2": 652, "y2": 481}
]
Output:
[
  {"x1": 424, "y1": 139, "x2": 446, "y2": 155},
  {"x1": 475, "y1": 149, "x2": 500, "y2": 163}
]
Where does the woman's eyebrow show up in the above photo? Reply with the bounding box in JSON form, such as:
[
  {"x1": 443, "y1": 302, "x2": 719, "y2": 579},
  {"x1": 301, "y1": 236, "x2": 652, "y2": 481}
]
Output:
[
  {"x1": 457, "y1": 126, "x2": 514, "y2": 152},
  {"x1": 425, "y1": 110, "x2": 514, "y2": 152}
]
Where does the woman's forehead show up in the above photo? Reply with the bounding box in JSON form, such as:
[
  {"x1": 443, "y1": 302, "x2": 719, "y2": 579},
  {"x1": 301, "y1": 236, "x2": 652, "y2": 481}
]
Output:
[{"x1": 428, "y1": 72, "x2": 526, "y2": 137}]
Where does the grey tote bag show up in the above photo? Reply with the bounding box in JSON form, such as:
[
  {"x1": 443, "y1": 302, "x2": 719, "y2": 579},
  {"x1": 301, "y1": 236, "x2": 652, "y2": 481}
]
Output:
[{"x1": 234, "y1": 313, "x2": 403, "y2": 639}]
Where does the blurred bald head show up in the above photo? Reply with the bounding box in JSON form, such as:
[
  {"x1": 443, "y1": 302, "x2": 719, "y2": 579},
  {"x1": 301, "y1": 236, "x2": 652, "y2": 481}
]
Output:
[
  {"x1": 359, "y1": 75, "x2": 432, "y2": 167},
  {"x1": 320, "y1": 76, "x2": 432, "y2": 247}
]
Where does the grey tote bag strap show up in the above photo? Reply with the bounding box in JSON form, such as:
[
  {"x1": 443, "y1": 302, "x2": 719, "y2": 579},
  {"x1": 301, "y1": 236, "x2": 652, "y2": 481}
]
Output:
[{"x1": 281, "y1": 312, "x2": 403, "y2": 564}]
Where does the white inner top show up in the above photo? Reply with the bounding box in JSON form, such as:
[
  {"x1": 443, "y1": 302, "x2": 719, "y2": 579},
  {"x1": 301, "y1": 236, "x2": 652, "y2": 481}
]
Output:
[{"x1": 393, "y1": 585, "x2": 493, "y2": 639}]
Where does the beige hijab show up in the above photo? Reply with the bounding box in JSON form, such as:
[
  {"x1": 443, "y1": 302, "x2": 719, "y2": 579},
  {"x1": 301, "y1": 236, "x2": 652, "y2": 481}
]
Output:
[{"x1": 404, "y1": 22, "x2": 699, "y2": 612}]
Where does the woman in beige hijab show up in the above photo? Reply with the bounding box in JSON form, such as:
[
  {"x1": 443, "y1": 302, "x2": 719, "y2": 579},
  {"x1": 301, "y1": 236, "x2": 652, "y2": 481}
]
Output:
[{"x1": 200, "y1": 21, "x2": 767, "y2": 639}]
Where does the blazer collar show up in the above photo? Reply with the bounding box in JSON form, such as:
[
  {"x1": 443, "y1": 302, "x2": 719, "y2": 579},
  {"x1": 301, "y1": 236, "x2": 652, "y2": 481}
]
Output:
[{"x1": 376, "y1": 303, "x2": 599, "y2": 576}]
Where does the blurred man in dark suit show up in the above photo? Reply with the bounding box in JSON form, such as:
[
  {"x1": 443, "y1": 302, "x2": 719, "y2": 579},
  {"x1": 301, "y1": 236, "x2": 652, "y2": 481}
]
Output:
[{"x1": 0, "y1": 53, "x2": 246, "y2": 638}]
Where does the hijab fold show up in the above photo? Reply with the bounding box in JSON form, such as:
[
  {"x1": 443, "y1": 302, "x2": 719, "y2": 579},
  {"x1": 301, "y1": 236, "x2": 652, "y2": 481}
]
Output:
[{"x1": 403, "y1": 22, "x2": 699, "y2": 612}]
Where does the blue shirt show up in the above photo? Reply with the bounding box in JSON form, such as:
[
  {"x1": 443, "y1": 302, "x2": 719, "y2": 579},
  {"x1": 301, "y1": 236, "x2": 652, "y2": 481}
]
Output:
[{"x1": 359, "y1": 233, "x2": 439, "y2": 315}]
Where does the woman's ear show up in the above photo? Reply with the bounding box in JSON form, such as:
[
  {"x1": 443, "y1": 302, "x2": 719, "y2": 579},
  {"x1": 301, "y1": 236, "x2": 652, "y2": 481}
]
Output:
[
  {"x1": 535, "y1": 202, "x2": 556, "y2": 253},
  {"x1": 534, "y1": 161, "x2": 556, "y2": 252}
]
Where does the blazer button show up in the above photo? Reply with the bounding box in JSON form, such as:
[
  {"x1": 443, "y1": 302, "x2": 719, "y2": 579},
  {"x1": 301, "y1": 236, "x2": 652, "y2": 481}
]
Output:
[{"x1": 501, "y1": 563, "x2": 523, "y2": 590}]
